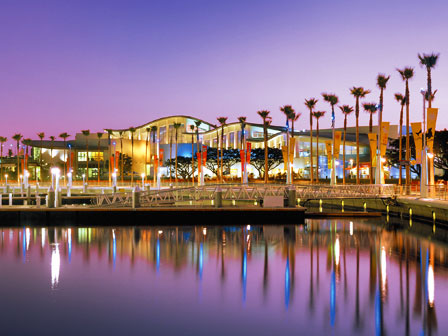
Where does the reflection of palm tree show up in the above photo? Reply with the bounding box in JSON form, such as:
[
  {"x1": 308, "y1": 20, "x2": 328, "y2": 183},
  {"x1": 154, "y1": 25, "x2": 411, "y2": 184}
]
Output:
[{"x1": 263, "y1": 240, "x2": 269, "y2": 299}]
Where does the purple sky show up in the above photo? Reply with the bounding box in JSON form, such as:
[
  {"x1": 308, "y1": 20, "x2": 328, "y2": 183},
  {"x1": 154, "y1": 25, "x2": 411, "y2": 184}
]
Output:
[{"x1": 0, "y1": 0, "x2": 446, "y2": 145}]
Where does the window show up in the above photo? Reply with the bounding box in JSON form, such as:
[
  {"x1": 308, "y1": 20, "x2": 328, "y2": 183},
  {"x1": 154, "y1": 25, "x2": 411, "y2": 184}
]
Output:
[{"x1": 78, "y1": 152, "x2": 87, "y2": 162}]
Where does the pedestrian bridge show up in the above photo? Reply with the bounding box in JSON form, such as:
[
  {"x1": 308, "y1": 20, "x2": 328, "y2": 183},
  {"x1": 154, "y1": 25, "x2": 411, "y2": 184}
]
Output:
[{"x1": 92, "y1": 184, "x2": 397, "y2": 208}]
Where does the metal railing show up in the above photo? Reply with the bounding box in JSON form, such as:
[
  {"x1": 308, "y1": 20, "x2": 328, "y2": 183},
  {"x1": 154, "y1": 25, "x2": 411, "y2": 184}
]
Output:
[{"x1": 92, "y1": 183, "x2": 397, "y2": 208}]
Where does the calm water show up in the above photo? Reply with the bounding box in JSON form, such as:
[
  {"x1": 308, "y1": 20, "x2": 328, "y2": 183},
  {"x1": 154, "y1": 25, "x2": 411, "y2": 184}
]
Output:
[{"x1": 0, "y1": 219, "x2": 447, "y2": 335}]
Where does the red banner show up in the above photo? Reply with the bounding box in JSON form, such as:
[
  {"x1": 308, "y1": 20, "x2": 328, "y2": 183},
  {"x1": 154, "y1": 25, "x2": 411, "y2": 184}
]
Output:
[
  {"x1": 159, "y1": 149, "x2": 164, "y2": 164},
  {"x1": 115, "y1": 151, "x2": 119, "y2": 170},
  {"x1": 197, "y1": 152, "x2": 202, "y2": 172},
  {"x1": 240, "y1": 150, "x2": 245, "y2": 172},
  {"x1": 201, "y1": 149, "x2": 207, "y2": 166},
  {"x1": 246, "y1": 143, "x2": 251, "y2": 164}
]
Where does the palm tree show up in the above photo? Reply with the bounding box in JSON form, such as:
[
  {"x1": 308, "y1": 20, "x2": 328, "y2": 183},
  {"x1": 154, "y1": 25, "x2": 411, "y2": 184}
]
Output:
[
  {"x1": 150, "y1": 126, "x2": 158, "y2": 186},
  {"x1": 322, "y1": 93, "x2": 339, "y2": 182},
  {"x1": 363, "y1": 103, "x2": 377, "y2": 184},
  {"x1": 173, "y1": 122, "x2": 182, "y2": 183},
  {"x1": 12, "y1": 133, "x2": 23, "y2": 183},
  {"x1": 194, "y1": 120, "x2": 202, "y2": 184},
  {"x1": 49, "y1": 136, "x2": 56, "y2": 167},
  {"x1": 238, "y1": 116, "x2": 247, "y2": 183},
  {"x1": 418, "y1": 53, "x2": 439, "y2": 109},
  {"x1": 397, "y1": 67, "x2": 414, "y2": 187},
  {"x1": 118, "y1": 130, "x2": 124, "y2": 184},
  {"x1": 0, "y1": 136, "x2": 7, "y2": 182},
  {"x1": 419, "y1": 53, "x2": 439, "y2": 187},
  {"x1": 312, "y1": 111, "x2": 326, "y2": 182},
  {"x1": 376, "y1": 74, "x2": 390, "y2": 184},
  {"x1": 217, "y1": 117, "x2": 228, "y2": 183},
  {"x1": 81, "y1": 130, "x2": 90, "y2": 182},
  {"x1": 37, "y1": 132, "x2": 45, "y2": 180},
  {"x1": 257, "y1": 110, "x2": 271, "y2": 183},
  {"x1": 145, "y1": 127, "x2": 150, "y2": 176},
  {"x1": 59, "y1": 132, "x2": 70, "y2": 179},
  {"x1": 339, "y1": 105, "x2": 354, "y2": 184},
  {"x1": 105, "y1": 129, "x2": 114, "y2": 184},
  {"x1": 129, "y1": 127, "x2": 136, "y2": 185},
  {"x1": 394, "y1": 93, "x2": 406, "y2": 185},
  {"x1": 305, "y1": 98, "x2": 318, "y2": 184},
  {"x1": 96, "y1": 132, "x2": 104, "y2": 184},
  {"x1": 350, "y1": 87, "x2": 371, "y2": 184},
  {"x1": 189, "y1": 124, "x2": 195, "y2": 185},
  {"x1": 280, "y1": 105, "x2": 295, "y2": 184},
  {"x1": 22, "y1": 138, "x2": 32, "y2": 176}
]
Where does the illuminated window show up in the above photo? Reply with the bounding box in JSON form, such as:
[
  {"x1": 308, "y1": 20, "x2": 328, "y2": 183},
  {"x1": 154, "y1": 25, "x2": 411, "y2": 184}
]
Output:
[
  {"x1": 78, "y1": 152, "x2": 87, "y2": 162},
  {"x1": 89, "y1": 152, "x2": 104, "y2": 161}
]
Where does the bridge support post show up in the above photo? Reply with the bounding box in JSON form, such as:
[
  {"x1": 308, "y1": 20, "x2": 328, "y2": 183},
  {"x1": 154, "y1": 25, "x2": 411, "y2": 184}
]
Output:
[
  {"x1": 215, "y1": 187, "x2": 222, "y2": 208},
  {"x1": 83, "y1": 183, "x2": 88, "y2": 194},
  {"x1": 132, "y1": 186, "x2": 141, "y2": 208},
  {"x1": 288, "y1": 186, "x2": 296, "y2": 208},
  {"x1": 26, "y1": 185, "x2": 31, "y2": 205}
]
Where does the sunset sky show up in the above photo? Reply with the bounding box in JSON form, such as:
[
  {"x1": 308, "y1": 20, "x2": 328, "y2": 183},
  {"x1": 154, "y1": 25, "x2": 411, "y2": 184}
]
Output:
[{"x1": 0, "y1": 0, "x2": 446, "y2": 144}]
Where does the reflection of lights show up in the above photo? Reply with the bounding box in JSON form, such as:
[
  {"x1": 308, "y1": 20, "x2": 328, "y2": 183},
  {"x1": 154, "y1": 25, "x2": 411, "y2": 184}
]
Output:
[
  {"x1": 285, "y1": 256, "x2": 290, "y2": 309},
  {"x1": 51, "y1": 244, "x2": 60, "y2": 289},
  {"x1": 330, "y1": 270, "x2": 336, "y2": 326},
  {"x1": 242, "y1": 250, "x2": 247, "y2": 303},
  {"x1": 25, "y1": 228, "x2": 30, "y2": 250},
  {"x1": 335, "y1": 238, "x2": 340, "y2": 267},
  {"x1": 428, "y1": 264, "x2": 435, "y2": 307},
  {"x1": 381, "y1": 246, "x2": 387, "y2": 294},
  {"x1": 246, "y1": 225, "x2": 251, "y2": 231},
  {"x1": 156, "y1": 239, "x2": 160, "y2": 273},
  {"x1": 202, "y1": 228, "x2": 207, "y2": 236},
  {"x1": 199, "y1": 243, "x2": 203, "y2": 280},
  {"x1": 112, "y1": 229, "x2": 116, "y2": 268},
  {"x1": 349, "y1": 221, "x2": 353, "y2": 236},
  {"x1": 68, "y1": 229, "x2": 72, "y2": 263},
  {"x1": 158, "y1": 230, "x2": 163, "y2": 235},
  {"x1": 427, "y1": 152, "x2": 434, "y2": 159},
  {"x1": 41, "y1": 228, "x2": 45, "y2": 247}
]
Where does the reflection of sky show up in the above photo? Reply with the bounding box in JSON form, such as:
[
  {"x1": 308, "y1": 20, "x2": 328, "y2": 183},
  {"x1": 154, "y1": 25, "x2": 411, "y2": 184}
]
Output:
[{"x1": 0, "y1": 220, "x2": 447, "y2": 335}]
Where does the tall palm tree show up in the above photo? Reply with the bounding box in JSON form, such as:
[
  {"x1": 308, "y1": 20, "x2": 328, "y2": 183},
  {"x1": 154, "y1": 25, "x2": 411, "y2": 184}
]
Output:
[
  {"x1": 37, "y1": 132, "x2": 45, "y2": 180},
  {"x1": 322, "y1": 93, "x2": 339, "y2": 182},
  {"x1": 59, "y1": 132, "x2": 70, "y2": 179},
  {"x1": 419, "y1": 53, "x2": 439, "y2": 187},
  {"x1": 305, "y1": 98, "x2": 318, "y2": 184},
  {"x1": 339, "y1": 105, "x2": 354, "y2": 184},
  {"x1": 118, "y1": 130, "x2": 124, "y2": 184},
  {"x1": 418, "y1": 53, "x2": 439, "y2": 109},
  {"x1": 105, "y1": 129, "x2": 114, "y2": 184},
  {"x1": 150, "y1": 126, "x2": 158, "y2": 186},
  {"x1": 257, "y1": 110, "x2": 271, "y2": 183},
  {"x1": 217, "y1": 117, "x2": 228, "y2": 183},
  {"x1": 12, "y1": 133, "x2": 23, "y2": 183},
  {"x1": 81, "y1": 130, "x2": 90, "y2": 182},
  {"x1": 280, "y1": 105, "x2": 295, "y2": 184},
  {"x1": 363, "y1": 103, "x2": 377, "y2": 184},
  {"x1": 22, "y1": 138, "x2": 32, "y2": 176},
  {"x1": 49, "y1": 136, "x2": 56, "y2": 167},
  {"x1": 173, "y1": 122, "x2": 182, "y2": 183},
  {"x1": 189, "y1": 124, "x2": 195, "y2": 185},
  {"x1": 145, "y1": 127, "x2": 150, "y2": 176},
  {"x1": 0, "y1": 136, "x2": 7, "y2": 182},
  {"x1": 96, "y1": 132, "x2": 104, "y2": 184},
  {"x1": 376, "y1": 74, "x2": 390, "y2": 184},
  {"x1": 394, "y1": 93, "x2": 406, "y2": 186},
  {"x1": 397, "y1": 67, "x2": 414, "y2": 187},
  {"x1": 350, "y1": 87, "x2": 371, "y2": 184},
  {"x1": 194, "y1": 120, "x2": 202, "y2": 184},
  {"x1": 129, "y1": 127, "x2": 136, "y2": 185},
  {"x1": 312, "y1": 111, "x2": 326, "y2": 182},
  {"x1": 238, "y1": 116, "x2": 247, "y2": 183}
]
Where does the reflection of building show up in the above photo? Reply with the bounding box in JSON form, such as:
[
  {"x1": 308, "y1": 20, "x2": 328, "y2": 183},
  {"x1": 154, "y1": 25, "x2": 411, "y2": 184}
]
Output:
[{"x1": 29, "y1": 115, "x2": 400, "y2": 180}]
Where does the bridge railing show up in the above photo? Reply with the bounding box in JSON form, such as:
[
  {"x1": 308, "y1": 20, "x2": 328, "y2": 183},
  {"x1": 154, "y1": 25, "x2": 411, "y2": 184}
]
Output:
[{"x1": 92, "y1": 183, "x2": 397, "y2": 207}]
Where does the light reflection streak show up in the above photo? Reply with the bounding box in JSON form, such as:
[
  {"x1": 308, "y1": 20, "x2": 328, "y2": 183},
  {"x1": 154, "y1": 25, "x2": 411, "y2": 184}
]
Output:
[
  {"x1": 68, "y1": 228, "x2": 72, "y2": 263},
  {"x1": 112, "y1": 229, "x2": 116, "y2": 269},
  {"x1": 41, "y1": 228, "x2": 45, "y2": 248},
  {"x1": 285, "y1": 256, "x2": 290, "y2": 310},
  {"x1": 156, "y1": 238, "x2": 160, "y2": 273},
  {"x1": 242, "y1": 250, "x2": 247, "y2": 304},
  {"x1": 335, "y1": 237, "x2": 340, "y2": 267},
  {"x1": 381, "y1": 246, "x2": 387, "y2": 296},
  {"x1": 428, "y1": 265, "x2": 434, "y2": 307},
  {"x1": 25, "y1": 228, "x2": 30, "y2": 251},
  {"x1": 330, "y1": 270, "x2": 335, "y2": 326},
  {"x1": 51, "y1": 244, "x2": 60, "y2": 289}
]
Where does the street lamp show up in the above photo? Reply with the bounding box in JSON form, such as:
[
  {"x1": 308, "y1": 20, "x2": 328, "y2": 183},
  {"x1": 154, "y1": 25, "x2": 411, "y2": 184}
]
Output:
[{"x1": 420, "y1": 88, "x2": 428, "y2": 197}]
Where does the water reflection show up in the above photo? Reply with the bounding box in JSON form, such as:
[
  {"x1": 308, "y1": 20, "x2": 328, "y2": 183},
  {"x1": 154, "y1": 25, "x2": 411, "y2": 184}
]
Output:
[{"x1": 0, "y1": 219, "x2": 447, "y2": 335}]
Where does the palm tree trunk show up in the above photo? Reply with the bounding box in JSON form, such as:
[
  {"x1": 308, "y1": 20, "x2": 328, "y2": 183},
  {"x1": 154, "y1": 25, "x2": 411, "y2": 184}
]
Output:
[
  {"x1": 169, "y1": 133, "x2": 173, "y2": 183},
  {"x1": 356, "y1": 98, "x2": 360, "y2": 184},
  {"x1": 343, "y1": 116, "x2": 347, "y2": 185},
  {"x1": 369, "y1": 114, "x2": 373, "y2": 184},
  {"x1": 220, "y1": 127, "x2": 224, "y2": 183},
  {"x1": 405, "y1": 81, "x2": 410, "y2": 186},
  {"x1": 264, "y1": 123, "x2": 268, "y2": 183},
  {"x1": 131, "y1": 136, "x2": 134, "y2": 185},
  {"x1": 85, "y1": 140, "x2": 89, "y2": 183},
  {"x1": 175, "y1": 132, "x2": 178, "y2": 184},
  {"x1": 399, "y1": 105, "x2": 404, "y2": 185},
  {"x1": 97, "y1": 140, "x2": 101, "y2": 184},
  {"x1": 310, "y1": 112, "x2": 314, "y2": 184},
  {"x1": 191, "y1": 133, "x2": 194, "y2": 185},
  {"x1": 120, "y1": 137, "x2": 124, "y2": 185},
  {"x1": 316, "y1": 120, "x2": 319, "y2": 183}
]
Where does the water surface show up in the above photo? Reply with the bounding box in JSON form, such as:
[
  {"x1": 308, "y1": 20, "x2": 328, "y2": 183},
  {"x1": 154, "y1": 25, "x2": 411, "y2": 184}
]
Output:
[{"x1": 0, "y1": 219, "x2": 447, "y2": 335}]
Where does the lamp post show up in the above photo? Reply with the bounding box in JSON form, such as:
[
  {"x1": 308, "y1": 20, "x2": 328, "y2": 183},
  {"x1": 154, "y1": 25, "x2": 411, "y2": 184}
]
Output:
[
  {"x1": 420, "y1": 89, "x2": 428, "y2": 197},
  {"x1": 375, "y1": 104, "x2": 382, "y2": 184}
]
